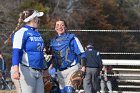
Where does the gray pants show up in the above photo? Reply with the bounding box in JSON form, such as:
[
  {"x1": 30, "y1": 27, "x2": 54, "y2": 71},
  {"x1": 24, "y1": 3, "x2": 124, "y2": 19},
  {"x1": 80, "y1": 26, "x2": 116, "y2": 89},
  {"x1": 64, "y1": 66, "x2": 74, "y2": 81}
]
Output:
[
  {"x1": 83, "y1": 68, "x2": 99, "y2": 93},
  {"x1": 19, "y1": 65, "x2": 44, "y2": 93},
  {"x1": 57, "y1": 64, "x2": 80, "y2": 89},
  {"x1": 100, "y1": 80, "x2": 112, "y2": 93}
]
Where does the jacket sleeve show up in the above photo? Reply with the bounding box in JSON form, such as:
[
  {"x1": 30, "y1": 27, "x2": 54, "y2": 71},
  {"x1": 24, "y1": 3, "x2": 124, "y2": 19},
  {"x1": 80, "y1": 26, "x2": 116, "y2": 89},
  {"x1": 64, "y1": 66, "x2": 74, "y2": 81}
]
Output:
[
  {"x1": 72, "y1": 36, "x2": 85, "y2": 55},
  {"x1": 12, "y1": 29, "x2": 27, "y2": 66},
  {"x1": 97, "y1": 51, "x2": 103, "y2": 71},
  {"x1": 72, "y1": 36, "x2": 87, "y2": 66}
]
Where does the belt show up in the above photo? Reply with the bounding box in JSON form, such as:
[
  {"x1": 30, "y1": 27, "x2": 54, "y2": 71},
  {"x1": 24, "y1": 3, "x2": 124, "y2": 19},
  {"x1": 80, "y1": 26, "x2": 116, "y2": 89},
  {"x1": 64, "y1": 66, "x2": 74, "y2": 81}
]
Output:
[
  {"x1": 58, "y1": 64, "x2": 77, "y2": 71},
  {"x1": 86, "y1": 66, "x2": 99, "y2": 68},
  {"x1": 21, "y1": 64, "x2": 42, "y2": 72}
]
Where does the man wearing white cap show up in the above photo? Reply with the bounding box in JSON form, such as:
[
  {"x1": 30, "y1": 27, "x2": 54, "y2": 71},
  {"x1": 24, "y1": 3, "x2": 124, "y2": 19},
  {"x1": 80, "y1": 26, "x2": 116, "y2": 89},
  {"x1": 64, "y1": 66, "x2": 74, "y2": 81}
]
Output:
[{"x1": 11, "y1": 9, "x2": 45, "y2": 93}]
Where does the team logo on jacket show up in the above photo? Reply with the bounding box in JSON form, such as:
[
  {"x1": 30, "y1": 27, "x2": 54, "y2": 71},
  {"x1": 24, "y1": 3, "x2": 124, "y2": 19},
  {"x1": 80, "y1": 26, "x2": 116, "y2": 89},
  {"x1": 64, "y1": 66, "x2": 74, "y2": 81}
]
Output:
[
  {"x1": 27, "y1": 33, "x2": 33, "y2": 36},
  {"x1": 29, "y1": 36, "x2": 43, "y2": 42},
  {"x1": 57, "y1": 43, "x2": 61, "y2": 46}
]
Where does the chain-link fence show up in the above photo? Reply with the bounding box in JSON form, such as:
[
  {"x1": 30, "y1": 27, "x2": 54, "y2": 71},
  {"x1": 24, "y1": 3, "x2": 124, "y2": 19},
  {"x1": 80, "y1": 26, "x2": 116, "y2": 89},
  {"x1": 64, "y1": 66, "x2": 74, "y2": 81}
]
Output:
[{"x1": 1, "y1": 29, "x2": 140, "y2": 53}]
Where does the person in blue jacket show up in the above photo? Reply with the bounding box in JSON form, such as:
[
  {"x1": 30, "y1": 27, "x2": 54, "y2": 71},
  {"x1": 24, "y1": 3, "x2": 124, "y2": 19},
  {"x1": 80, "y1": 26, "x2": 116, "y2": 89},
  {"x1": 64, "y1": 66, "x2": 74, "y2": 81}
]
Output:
[
  {"x1": 11, "y1": 9, "x2": 45, "y2": 93},
  {"x1": 0, "y1": 51, "x2": 5, "y2": 73},
  {"x1": 50, "y1": 19, "x2": 86, "y2": 93},
  {"x1": 0, "y1": 51, "x2": 6, "y2": 90},
  {"x1": 83, "y1": 43, "x2": 103, "y2": 93}
]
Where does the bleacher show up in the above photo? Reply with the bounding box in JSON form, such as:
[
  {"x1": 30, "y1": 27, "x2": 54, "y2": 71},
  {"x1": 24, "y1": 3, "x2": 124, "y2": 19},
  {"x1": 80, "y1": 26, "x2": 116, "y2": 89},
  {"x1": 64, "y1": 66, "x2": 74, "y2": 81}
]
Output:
[{"x1": 102, "y1": 58, "x2": 140, "y2": 93}]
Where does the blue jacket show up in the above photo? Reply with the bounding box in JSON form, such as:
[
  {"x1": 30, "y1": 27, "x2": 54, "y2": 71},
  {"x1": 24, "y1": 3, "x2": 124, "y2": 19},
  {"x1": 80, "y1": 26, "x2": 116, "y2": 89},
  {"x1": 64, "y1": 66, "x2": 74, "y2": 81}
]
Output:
[
  {"x1": 85, "y1": 47, "x2": 102, "y2": 69},
  {"x1": 50, "y1": 33, "x2": 85, "y2": 69},
  {"x1": 0, "y1": 57, "x2": 5, "y2": 71},
  {"x1": 12, "y1": 25, "x2": 44, "y2": 69}
]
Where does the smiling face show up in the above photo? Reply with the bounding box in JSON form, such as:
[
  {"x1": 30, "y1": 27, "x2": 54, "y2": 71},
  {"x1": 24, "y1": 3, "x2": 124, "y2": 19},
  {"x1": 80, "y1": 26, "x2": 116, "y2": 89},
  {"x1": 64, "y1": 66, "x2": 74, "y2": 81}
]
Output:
[{"x1": 55, "y1": 20, "x2": 66, "y2": 35}]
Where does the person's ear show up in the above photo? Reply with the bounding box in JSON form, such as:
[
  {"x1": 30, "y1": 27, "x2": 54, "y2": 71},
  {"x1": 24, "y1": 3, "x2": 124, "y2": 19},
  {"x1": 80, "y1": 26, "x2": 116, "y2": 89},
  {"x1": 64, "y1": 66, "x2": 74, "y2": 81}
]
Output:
[{"x1": 34, "y1": 18, "x2": 38, "y2": 23}]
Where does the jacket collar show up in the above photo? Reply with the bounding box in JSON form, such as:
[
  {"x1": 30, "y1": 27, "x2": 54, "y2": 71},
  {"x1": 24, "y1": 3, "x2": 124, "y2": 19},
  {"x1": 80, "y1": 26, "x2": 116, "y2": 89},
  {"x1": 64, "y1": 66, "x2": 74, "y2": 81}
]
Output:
[{"x1": 24, "y1": 25, "x2": 37, "y2": 31}]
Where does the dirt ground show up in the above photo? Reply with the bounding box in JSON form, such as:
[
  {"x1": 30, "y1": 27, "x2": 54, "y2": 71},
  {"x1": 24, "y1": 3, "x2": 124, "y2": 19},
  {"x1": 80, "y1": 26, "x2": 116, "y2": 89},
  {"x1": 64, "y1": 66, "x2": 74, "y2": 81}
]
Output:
[{"x1": 0, "y1": 90, "x2": 16, "y2": 93}]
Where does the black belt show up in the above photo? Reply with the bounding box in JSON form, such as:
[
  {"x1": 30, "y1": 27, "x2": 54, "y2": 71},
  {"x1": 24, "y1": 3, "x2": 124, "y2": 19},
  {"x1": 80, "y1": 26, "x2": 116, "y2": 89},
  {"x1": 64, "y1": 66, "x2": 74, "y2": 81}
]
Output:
[
  {"x1": 21, "y1": 64, "x2": 42, "y2": 72},
  {"x1": 59, "y1": 67, "x2": 68, "y2": 71},
  {"x1": 86, "y1": 66, "x2": 99, "y2": 68},
  {"x1": 58, "y1": 64, "x2": 77, "y2": 71}
]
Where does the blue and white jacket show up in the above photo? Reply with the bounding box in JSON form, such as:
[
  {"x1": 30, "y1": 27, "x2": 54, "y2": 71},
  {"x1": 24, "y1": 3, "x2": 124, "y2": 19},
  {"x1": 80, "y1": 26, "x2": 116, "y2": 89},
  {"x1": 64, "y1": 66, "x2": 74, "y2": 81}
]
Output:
[
  {"x1": 50, "y1": 33, "x2": 85, "y2": 69},
  {"x1": 12, "y1": 25, "x2": 44, "y2": 69}
]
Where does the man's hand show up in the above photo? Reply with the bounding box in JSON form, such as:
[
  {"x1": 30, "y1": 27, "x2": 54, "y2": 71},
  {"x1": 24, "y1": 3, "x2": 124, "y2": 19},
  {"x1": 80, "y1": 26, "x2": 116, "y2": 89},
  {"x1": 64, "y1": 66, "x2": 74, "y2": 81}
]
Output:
[
  {"x1": 12, "y1": 65, "x2": 20, "y2": 80},
  {"x1": 12, "y1": 71, "x2": 20, "y2": 80}
]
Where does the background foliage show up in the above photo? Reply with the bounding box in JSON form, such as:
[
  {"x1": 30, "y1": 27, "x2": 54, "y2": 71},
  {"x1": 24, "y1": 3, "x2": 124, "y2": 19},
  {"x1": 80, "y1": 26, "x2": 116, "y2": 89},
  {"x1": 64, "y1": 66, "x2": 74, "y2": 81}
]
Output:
[{"x1": 0, "y1": 0, "x2": 140, "y2": 71}]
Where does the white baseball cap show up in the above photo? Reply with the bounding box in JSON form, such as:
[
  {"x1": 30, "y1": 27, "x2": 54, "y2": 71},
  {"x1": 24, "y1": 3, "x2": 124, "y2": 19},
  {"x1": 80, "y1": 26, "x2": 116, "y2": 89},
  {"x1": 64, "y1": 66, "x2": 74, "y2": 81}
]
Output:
[
  {"x1": 87, "y1": 43, "x2": 94, "y2": 48},
  {"x1": 24, "y1": 10, "x2": 44, "y2": 22}
]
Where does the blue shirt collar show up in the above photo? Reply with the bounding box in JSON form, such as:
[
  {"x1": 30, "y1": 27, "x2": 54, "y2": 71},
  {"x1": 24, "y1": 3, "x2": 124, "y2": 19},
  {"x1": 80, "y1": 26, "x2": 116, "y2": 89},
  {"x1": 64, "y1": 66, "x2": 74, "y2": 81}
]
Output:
[
  {"x1": 57, "y1": 32, "x2": 67, "y2": 38},
  {"x1": 24, "y1": 25, "x2": 37, "y2": 31}
]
